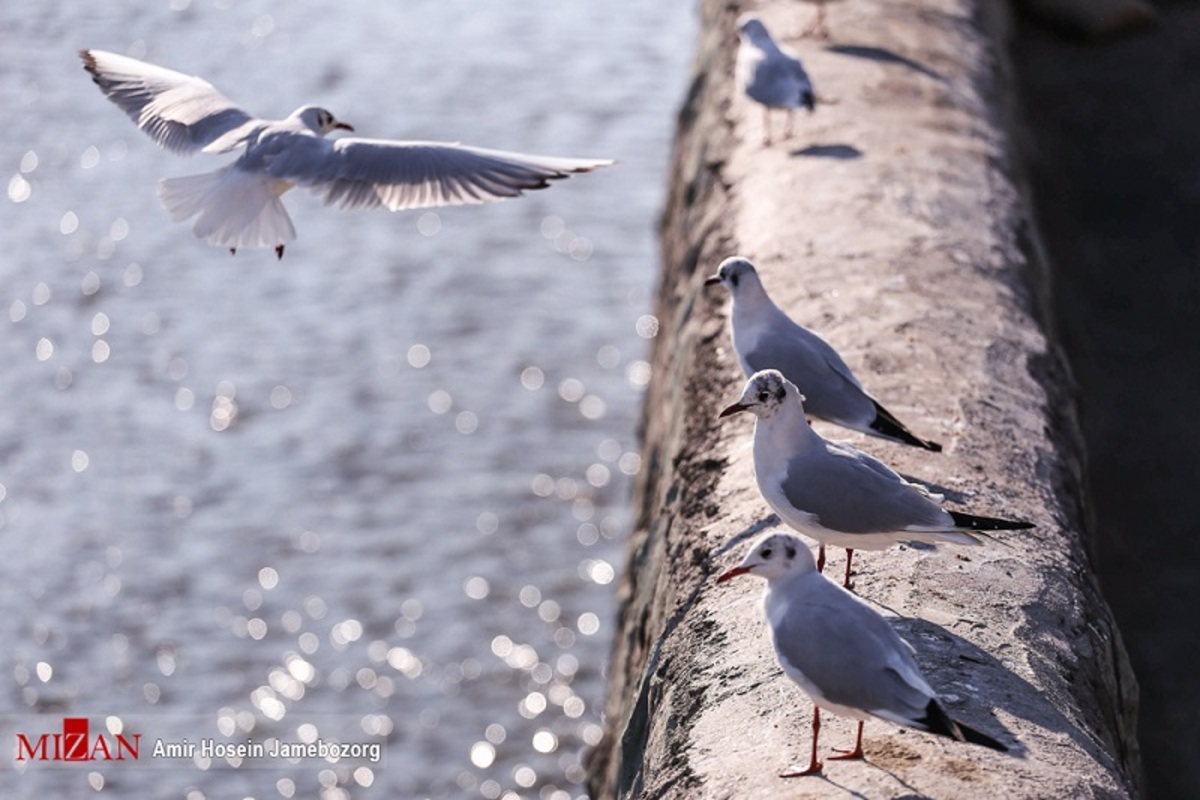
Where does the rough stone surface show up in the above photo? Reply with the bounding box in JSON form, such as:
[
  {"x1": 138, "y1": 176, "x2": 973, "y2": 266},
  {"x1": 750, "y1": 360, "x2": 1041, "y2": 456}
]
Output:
[{"x1": 588, "y1": 1, "x2": 1141, "y2": 798}]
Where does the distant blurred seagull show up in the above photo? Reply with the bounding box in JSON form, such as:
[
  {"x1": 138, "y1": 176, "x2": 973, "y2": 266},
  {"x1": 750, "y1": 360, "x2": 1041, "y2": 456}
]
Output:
[
  {"x1": 717, "y1": 532, "x2": 1009, "y2": 776},
  {"x1": 735, "y1": 15, "x2": 815, "y2": 146},
  {"x1": 720, "y1": 370, "x2": 1033, "y2": 587},
  {"x1": 80, "y1": 49, "x2": 612, "y2": 258},
  {"x1": 707, "y1": 257, "x2": 942, "y2": 451},
  {"x1": 794, "y1": 0, "x2": 839, "y2": 40}
]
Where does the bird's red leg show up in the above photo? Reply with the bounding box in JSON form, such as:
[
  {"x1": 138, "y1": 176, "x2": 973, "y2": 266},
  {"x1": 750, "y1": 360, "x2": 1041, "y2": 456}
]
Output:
[
  {"x1": 781, "y1": 706, "x2": 824, "y2": 777},
  {"x1": 830, "y1": 721, "x2": 865, "y2": 761},
  {"x1": 275, "y1": 244, "x2": 285, "y2": 260},
  {"x1": 843, "y1": 549, "x2": 855, "y2": 590},
  {"x1": 799, "y1": 2, "x2": 830, "y2": 39},
  {"x1": 816, "y1": 544, "x2": 826, "y2": 573},
  {"x1": 785, "y1": 108, "x2": 795, "y2": 139},
  {"x1": 762, "y1": 107, "x2": 772, "y2": 146},
  {"x1": 816, "y1": 4, "x2": 830, "y2": 39}
]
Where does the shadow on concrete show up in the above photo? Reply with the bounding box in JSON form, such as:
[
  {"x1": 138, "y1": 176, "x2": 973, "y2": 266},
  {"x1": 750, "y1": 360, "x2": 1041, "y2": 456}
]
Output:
[
  {"x1": 790, "y1": 772, "x2": 874, "y2": 799},
  {"x1": 790, "y1": 143, "x2": 864, "y2": 159},
  {"x1": 826, "y1": 43, "x2": 946, "y2": 81},
  {"x1": 892, "y1": 616, "x2": 1114, "y2": 767},
  {"x1": 713, "y1": 513, "x2": 782, "y2": 558}
]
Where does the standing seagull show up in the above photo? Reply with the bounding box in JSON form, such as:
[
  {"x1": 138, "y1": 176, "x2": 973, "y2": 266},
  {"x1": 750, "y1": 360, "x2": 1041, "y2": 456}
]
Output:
[
  {"x1": 719, "y1": 370, "x2": 1032, "y2": 586},
  {"x1": 717, "y1": 532, "x2": 1009, "y2": 776},
  {"x1": 736, "y1": 15, "x2": 815, "y2": 146},
  {"x1": 80, "y1": 49, "x2": 612, "y2": 258},
  {"x1": 707, "y1": 256, "x2": 942, "y2": 451}
]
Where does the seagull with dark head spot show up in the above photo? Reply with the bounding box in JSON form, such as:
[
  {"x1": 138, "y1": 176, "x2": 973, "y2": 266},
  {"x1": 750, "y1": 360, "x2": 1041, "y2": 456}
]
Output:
[
  {"x1": 717, "y1": 532, "x2": 1010, "y2": 777},
  {"x1": 720, "y1": 370, "x2": 1033, "y2": 587},
  {"x1": 735, "y1": 15, "x2": 815, "y2": 146},
  {"x1": 80, "y1": 49, "x2": 612, "y2": 258},
  {"x1": 707, "y1": 256, "x2": 942, "y2": 452}
]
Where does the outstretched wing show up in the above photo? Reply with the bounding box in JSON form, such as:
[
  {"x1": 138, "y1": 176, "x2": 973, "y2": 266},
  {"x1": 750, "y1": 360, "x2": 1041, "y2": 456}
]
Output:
[
  {"x1": 80, "y1": 49, "x2": 257, "y2": 155},
  {"x1": 266, "y1": 136, "x2": 612, "y2": 211}
]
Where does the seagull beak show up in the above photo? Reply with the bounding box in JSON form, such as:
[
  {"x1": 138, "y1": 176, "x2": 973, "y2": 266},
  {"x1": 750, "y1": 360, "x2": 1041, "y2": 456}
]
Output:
[
  {"x1": 719, "y1": 402, "x2": 748, "y2": 418},
  {"x1": 716, "y1": 565, "x2": 751, "y2": 584},
  {"x1": 334, "y1": 121, "x2": 354, "y2": 132},
  {"x1": 704, "y1": 274, "x2": 722, "y2": 286}
]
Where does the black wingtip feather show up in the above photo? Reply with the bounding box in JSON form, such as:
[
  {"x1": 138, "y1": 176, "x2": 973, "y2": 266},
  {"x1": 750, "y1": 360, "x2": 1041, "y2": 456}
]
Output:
[
  {"x1": 80, "y1": 49, "x2": 99, "y2": 76},
  {"x1": 869, "y1": 400, "x2": 942, "y2": 452},
  {"x1": 920, "y1": 699, "x2": 1008, "y2": 752},
  {"x1": 948, "y1": 510, "x2": 1034, "y2": 531}
]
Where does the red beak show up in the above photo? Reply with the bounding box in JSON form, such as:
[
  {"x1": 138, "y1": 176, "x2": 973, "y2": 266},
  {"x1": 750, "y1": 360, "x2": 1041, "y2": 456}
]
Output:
[
  {"x1": 719, "y1": 402, "x2": 747, "y2": 418},
  {"x1": 335, "y1": 121, "x2": 354, "y2": 132},
  {"x1": 716, "y1": 566, "x2": 751, "y2": 584}
]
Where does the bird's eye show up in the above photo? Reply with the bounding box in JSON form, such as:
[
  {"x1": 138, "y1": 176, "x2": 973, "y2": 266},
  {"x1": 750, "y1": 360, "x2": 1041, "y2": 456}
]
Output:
[
  {"x1": 760, "y1": 547, "x2": 773, "y2": 559},
  {"x1": 784, "y1": 545, "x2": 796, "y2": 559},
  {"x1": 730, "y1": 273, "x2": 739, "y2": 287},
  {"x1": 757, "y1": 391, "x2": 769, "y2": 403}
]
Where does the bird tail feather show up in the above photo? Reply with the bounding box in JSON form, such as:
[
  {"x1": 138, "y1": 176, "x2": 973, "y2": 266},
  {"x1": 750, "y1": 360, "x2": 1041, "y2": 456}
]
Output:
[
  {"x1": 919, "y1": 699, "x2": 1008, "y2": 752},
  {"x1": 869, "y1": 400, "x2": 942, "y2": 452},
  {"x1": 948, "y1": 510, "x2": 1034, "y2": 531},
  {"x1": 158, "y1": 167, "x2": 296, "y2": 251},
  {"x1": 898, "y1": 529, "x2": 981, "y2": 547}
]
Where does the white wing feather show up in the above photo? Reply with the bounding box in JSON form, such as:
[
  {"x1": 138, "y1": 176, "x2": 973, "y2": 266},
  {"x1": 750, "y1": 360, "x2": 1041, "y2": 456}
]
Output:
[
  {"x1": 264, "y1": 136, "x2": 612, "y2": 211},
  {"x1": 81, "y1": 49, "x2": 257, "y2": 154}
]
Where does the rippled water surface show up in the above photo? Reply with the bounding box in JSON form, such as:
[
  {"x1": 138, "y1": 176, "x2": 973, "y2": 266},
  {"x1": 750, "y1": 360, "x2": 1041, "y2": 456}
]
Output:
[{"x1": 0, "y1": 3, "x2": 695, "y2": 797}]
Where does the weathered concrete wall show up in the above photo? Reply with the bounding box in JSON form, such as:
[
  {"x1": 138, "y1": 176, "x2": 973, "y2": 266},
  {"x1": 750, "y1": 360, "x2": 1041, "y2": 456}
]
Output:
[{"x1": 588, "y1": 0, "x2": 1141, "y2": 797}]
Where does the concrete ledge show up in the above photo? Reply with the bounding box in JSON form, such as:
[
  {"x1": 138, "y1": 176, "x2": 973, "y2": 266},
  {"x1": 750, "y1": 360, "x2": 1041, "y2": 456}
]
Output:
[{"x1": 588, "y1": 0, "x2": 1140, "y2": 797}]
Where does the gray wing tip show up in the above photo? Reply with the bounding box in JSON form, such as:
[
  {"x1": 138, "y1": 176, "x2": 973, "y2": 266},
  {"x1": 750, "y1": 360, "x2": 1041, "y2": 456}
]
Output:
[
  {"x1": 562, "y1": 158, "x2": 615, "y2": 174},
  {"x1": 528, "y1": 158, "x2": 613, "y2": 183},
  {"x1": 80, "y1": 48, "x2": 99, "y2": 74}
]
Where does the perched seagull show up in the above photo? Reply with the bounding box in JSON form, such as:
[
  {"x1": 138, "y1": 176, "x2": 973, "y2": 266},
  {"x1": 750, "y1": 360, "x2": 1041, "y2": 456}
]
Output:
[
  {"x1": 706, "y1": 256, "x2": 942, "y2": 452},
  {"x1": 735, "y1": 15, "x2": 815, "y2": 146},
  {"x1": 80, "y1": 49, "x2": 612, "y2": 258},
  {"x1": 717, "y1": 532, "x2": 1009, "y2": 776},
  {"x1": 719, "y1": 370, "x2": 1033, "y2": 587}
]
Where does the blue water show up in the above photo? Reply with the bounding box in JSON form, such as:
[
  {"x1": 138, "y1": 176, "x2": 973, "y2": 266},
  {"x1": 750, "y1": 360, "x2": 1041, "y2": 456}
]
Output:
[{"x1": 0, "y1": 3, "x2": 696, "y2": 797}]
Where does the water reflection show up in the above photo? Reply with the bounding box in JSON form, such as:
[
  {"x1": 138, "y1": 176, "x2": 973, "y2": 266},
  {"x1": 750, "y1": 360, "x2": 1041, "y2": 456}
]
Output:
[{"x1": 0, "y1": 1, "x2": 693, "y2": 797}]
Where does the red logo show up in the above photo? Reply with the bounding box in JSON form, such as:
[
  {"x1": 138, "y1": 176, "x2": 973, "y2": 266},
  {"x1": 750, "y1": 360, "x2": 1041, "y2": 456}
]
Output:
[{"x1": 15, "y1": 717, "x2": 140, "y2": 762}]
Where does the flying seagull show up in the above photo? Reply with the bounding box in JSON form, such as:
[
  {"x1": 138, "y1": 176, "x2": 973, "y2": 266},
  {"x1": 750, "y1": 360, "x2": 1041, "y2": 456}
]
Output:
[{"x1": 80, "y1": 49, "x2": 612, "y2": 258}]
